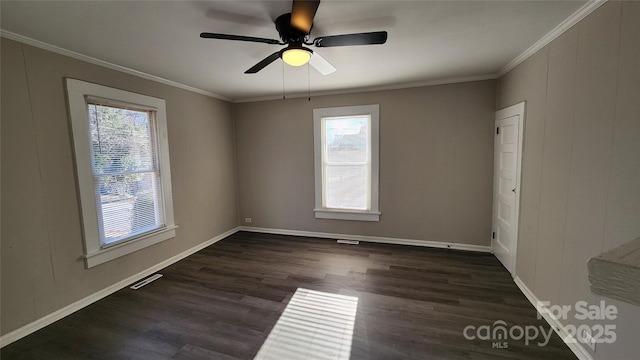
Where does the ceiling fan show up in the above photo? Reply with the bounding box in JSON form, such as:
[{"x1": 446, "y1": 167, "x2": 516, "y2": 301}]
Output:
[{"x1": 200, "y1": 0, "x2": 388, "y2": 75}]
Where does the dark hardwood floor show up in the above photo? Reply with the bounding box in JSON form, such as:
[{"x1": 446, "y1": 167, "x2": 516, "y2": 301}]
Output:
[{"x1": 2, "y1": 232, "x2": 577, "y2": 359}]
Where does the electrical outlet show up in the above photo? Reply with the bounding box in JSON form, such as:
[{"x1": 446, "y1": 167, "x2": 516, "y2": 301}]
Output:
[
  {"x1": 337, "y1": 239, "x2": 359, "y2": 245},
  {"x1": 580, "y1": 328, "x2": 596, "y2": 352},
  {"x1": 244, "y1": 217, "x2": 252, "y2": 223}
]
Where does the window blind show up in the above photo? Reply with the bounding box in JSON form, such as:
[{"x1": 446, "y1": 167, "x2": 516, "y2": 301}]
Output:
[{"x1": 88, "y1": 103, "x2": 165, "y2": 247}]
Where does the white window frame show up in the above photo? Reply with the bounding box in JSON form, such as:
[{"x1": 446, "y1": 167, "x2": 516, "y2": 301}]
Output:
[
  {"x1": 313, "y1": 104, "x2": 380, "y2": 221},
  {"x1": 66, "y1": 78, "x2": 177, "y2": 268}
]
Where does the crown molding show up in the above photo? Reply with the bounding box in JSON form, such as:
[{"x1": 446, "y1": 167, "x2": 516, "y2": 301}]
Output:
[
  {"x1": 0, "y1": 30, "x2": 231, "y2": 102},
  {"x1": 0, "y1": 29, "x2": 495, "y2": 104},
  {"x1": 2, "y1": 0, "x2": 608, "y2": 103},
  {"x1": 498, "y1": 0, "x2": 607, "y2": 77},
  {"x1": 233, "y1": 74, "x2": 499, "y2": 103}
]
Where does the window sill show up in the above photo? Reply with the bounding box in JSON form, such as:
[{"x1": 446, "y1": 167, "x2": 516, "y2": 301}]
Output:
[
  {"x1": 84, "y1": 225, "x2": 178, "y2": 268},
  {"x1": 314, "y1": 209, "x2": 380, "y2": 222}
]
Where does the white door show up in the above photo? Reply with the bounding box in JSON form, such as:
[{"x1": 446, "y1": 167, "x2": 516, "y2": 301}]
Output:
[{"x1": 492, "y1": 102, "x2": 524, "y2": 275}]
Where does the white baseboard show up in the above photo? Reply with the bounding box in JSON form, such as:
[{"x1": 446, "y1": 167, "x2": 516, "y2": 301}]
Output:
[
  {"x1": 0, "y1": 227, "x2": 240, "y2": 348},
  {"x1": 1, "y1": 225, "x2": 489, "y2": 348},
  {"x1": 513, "y1": 276, "x2": 595, "y2": 360},
  {"x1": 238, "y1": 226, "x2": 492, "y2": 253}
]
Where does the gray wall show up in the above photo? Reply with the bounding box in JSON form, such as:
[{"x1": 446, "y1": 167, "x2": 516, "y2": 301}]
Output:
[
  {"x1": 3, "y1": 2, "x2": 638, "y2": 358},
  {"x1": 1, "y1": 39, "x2": 239, "y2": 334},
  {"x1": 496, "y1": 2, "x2": 639, "y2": 358},
  {"x1": 234, "y1": 80, "x2": 496, "y2": 246}
]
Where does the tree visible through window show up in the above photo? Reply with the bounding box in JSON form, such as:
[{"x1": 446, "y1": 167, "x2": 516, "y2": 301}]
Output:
[
  {"x1": 67, "y1": 78, "x2": 176, "y2": 268},
  {"x1": 88, "y1": 103, "x2": 164, "y2": 246}
]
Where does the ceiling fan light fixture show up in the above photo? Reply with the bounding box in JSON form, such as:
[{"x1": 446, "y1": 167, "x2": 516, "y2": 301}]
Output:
[
  {"x1": 201, "y1": 1, "x2": 387, "y2": 74},
  {"x1": 282, "y1": 47, "x2": 312, "y2": 66}
]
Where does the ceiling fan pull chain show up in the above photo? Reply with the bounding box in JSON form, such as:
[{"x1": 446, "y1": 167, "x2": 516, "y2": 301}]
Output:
[
  {"x1": 308, "y1": 63, "x2": 311, "y2": 101},
  {"x1": 282, "y1": 61, "x2": 286, "y2": 100}
]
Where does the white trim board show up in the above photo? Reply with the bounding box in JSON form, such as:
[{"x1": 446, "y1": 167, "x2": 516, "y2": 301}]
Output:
[
  {"x1": 0, "y1": 227, "x2": 241, "y2": 348},
  {"x1": 0, "y1": 30, "x2": 230, "y2": 102},
  {"x1": 1, "y1": 0, "x2": 606, "y2": 105},
  {"x1": 235, "y1": 74, "x2": 498, "y2": 103},
  {"x1": 513, "y1": 276, "x2": 595, "y2": 360},
  {"x1": 238, "y1": 226, "x2": 492, "y2": 253},
  {"x1": 498, "y1": 0, "x2": 607, "y2": 77}
]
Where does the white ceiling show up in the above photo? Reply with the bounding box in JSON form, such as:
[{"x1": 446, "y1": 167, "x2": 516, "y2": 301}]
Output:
[{"x1": 1, "y1": 0, "x2": 590, "y2": 102}]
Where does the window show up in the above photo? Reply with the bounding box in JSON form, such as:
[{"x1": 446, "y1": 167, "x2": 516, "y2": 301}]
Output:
[
  {"x1": 313, "y1": 104, "x2": 380, "y2": 221},
  {"x1": 66, "y1": 79, "x2": 176, "y2": 268}
]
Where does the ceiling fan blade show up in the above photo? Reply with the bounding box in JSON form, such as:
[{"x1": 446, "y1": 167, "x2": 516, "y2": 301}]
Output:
[
  {"x1": 200, "y1": 32, "x2": 281, "y2": 45},
  {"x1": 313, "y1": 31, "x2": 388, "y2": 47},
  {"x1": 309, "y1": 52, "x2": 336, "y2": 75},
  {"x1": 245, "y1": 51, "x2": 281, "y2": 74},
  {"x1": 291, "y1": 0, "x2": 320, "y2": 34}
]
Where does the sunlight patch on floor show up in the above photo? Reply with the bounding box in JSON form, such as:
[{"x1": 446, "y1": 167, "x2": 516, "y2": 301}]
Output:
[{"x1": 254, "y1": 288, "x2": 358, "y2": 360}]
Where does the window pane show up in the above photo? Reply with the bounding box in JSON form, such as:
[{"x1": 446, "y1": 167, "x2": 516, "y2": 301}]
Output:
[
  {"x1": 325, "y1": 164, "x2": 368, "y2": 210},
  {"x1": 89, "y1": 104, "x2": 155, "y2": 175},
  {"x1": 323, "y1": 116, "x2": 370, "y2": 211},
  {"x1": 325, "y1": 117, "x2": 369, "y2": 163},
  {"x1": 88, "y1": 102, "x2": 164, "y2": 246},
  {"x1": 95, "y1": 172, "x2": 165, "y2": 246},
  {"x1": 313, "y1": 104, "x2": 379, "y2": 221}
]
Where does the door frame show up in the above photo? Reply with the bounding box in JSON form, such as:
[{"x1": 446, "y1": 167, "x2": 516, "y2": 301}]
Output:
[{"x1": 492, "y1": 101, "x2": 525, "y2": 276}]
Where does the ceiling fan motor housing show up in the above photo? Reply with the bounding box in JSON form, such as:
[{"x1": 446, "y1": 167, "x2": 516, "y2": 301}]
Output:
[
  {"x1": 199, "y1": 0, "x2": 386, "y2": 74},
  {"x1": 275, "y1": 13, "x2": 310, "y2": 44}
]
